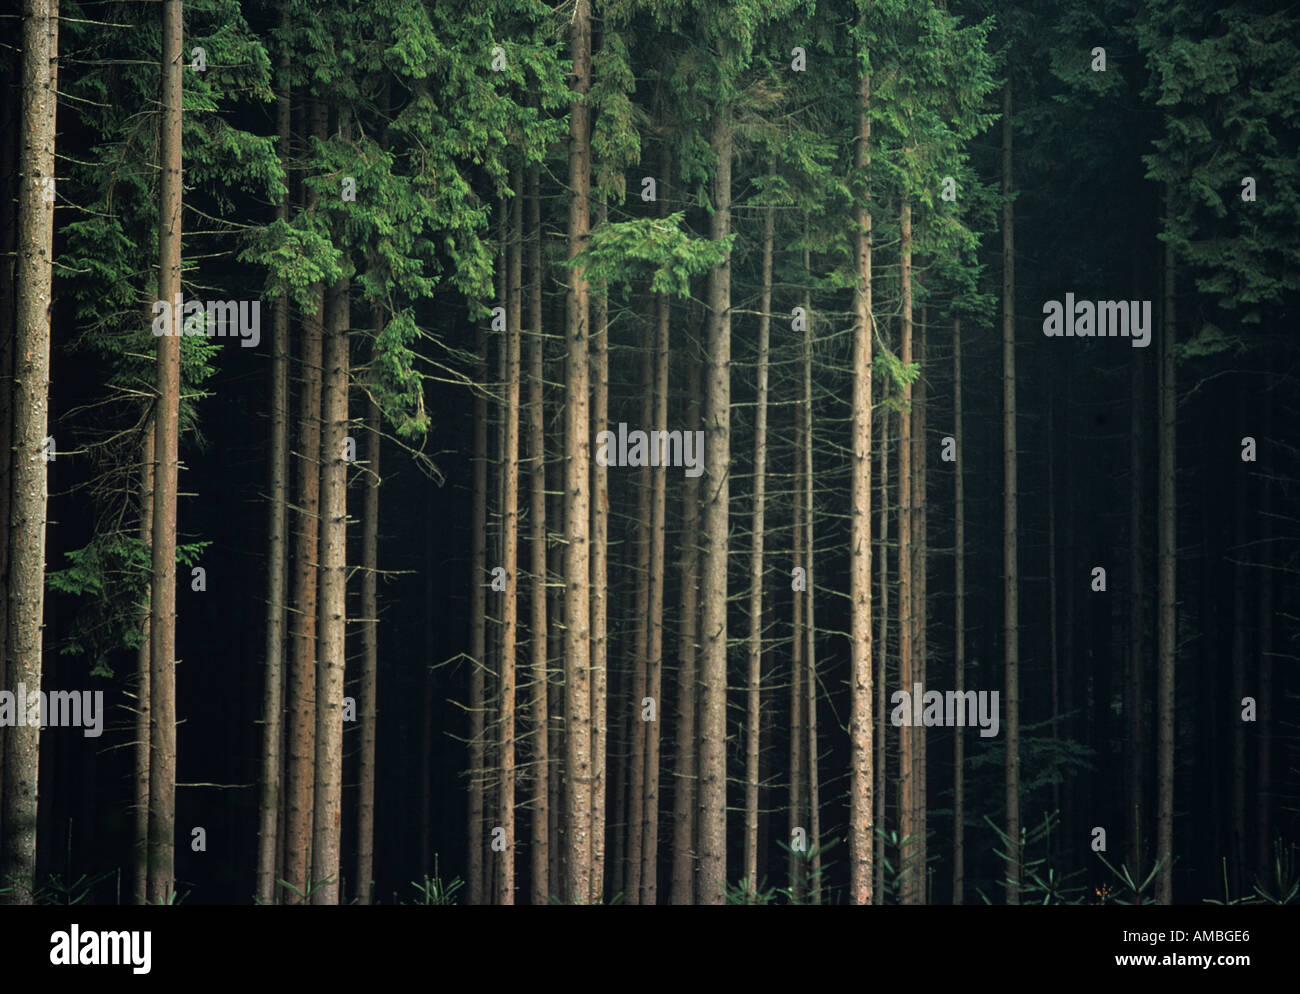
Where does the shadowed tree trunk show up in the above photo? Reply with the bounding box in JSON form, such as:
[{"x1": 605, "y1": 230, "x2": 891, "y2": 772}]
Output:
[
  {"x1": 256, "y1": 31, "x2": 291, "y2": 906},
  {"x1": 1001, "y1": 80, "x2": 1021, "y2": 905},
  {"x1": 697, "y1": 107, "x2": 732, "y2": 906},
  {"x1": 526, "y1": 166, "x2": 549, "y2": 903},
  {"x1": 670, "y1": 351, "x2": 702, "y2": 905},
  {"x1": 286, "y1": 100, "x2": 327, "y2": 905},
  {"x1": 744, "y1": 203, "x2": 774, "y2": 897},
  {"x1": 1156, "y1": 181, "x2": 1176, "y2": 906},
  {"x1": 952, "y1": 318, "x2": 965, "y2": 904},
  {"x1": 146, "y1": 0, "x2": 179, "y2": 906},
  {"x1": 0, "y1": 1, "x2": 56, "y2": 902}
]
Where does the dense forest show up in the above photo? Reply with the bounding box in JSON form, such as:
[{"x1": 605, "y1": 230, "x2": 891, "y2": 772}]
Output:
[{"x1": 0, "y1": 0, "x2": 1296, "y2": 909}]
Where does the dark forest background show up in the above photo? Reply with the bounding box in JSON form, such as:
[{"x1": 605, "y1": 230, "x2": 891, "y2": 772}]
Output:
[{"x1": 0, "y1": 0, "x2": 1296, "y2": 906}]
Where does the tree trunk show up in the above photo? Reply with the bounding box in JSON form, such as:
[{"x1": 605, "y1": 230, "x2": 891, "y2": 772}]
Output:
[
  {"x1": 641, "y1": 252, "x2": 670, "y2": 906},
  {"x1": 589, "y1": 197, "x2": 609, "y2": 906},
  {"x1": 1001, "y1": 80, "x2": 1021, "y2": 905},
  {"x1": 310, "y1": 256, "x2": 349, "y2": 904},
  {"x1": 467, "y1": 295, "x2": 489, "y2": 906},
  {"x1": 1254, "y1": 401, "x2": 1273, "y2": 881},
  {"x1": 526, "y1": 166, "x2": 549, "y2": 903},
  {"x1": 495, "y1": 168, "x2": 523, "y2": 905},
  {"x1": 146, "y1": 0, "x2": 179, "y2": 906},
  {"x1": 802, "y1": 262, "x2": 821, "y2": 903},
  {"x1": 848, "y1": 66, "x2": 874, "y2": 904},
  {"x1": 1155, "y1": 181, "x2": 1176, "y2": 906},
  {"x1": 670, "y1": 352, "x2": 701, "y2": 905},
  {"x1": 874, "y1": 404, "x2": 888, "y2": 903},
  {"x1": 1126, "y1": 357, "x2": 1143, "y2": 883},
  {"x1": 286, "y1": 100, "x2": 326, "y2": 905},
  {"x1": 626, "y1": 342, "x2": 651, "y2": 904},
  {"x1": 354, "y1": 383, "x2": 380, "y2": 904},
  {"x1": 563, "y1": 0, "x2": 594, "y2": 904},
  {"x1": 697, "y1": 109, "x2": 732, "y2": 906},
  {"x1": 134, "y1": 422, "x2": 154, "y2": 904},
  {"x1": 0, "y1": 0, "x2": 55, "y2": 898},
  {"x1": 256, "y1": 32, "x2": 291, "y2": 906},
  {"x1": 911, "y1": 306, "x2": 927, "y2": 903},
  {"x1": 788, "y1": 365, "x2": 805, "y2": 904},
  {"x1": 952, "y1": 318, "x2": 965, "y2": 904},
  {"x1": 898, "y1": 200, "x2": 915, "y2": 904},
  {"x1": 744, "y1": 204, "x2": 774, "y2": 897}
]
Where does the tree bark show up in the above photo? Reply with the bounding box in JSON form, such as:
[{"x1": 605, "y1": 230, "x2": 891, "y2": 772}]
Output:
[
  {"x1": 133, "y1": 422, "x2": 154, "y2": 904},
  {"x1": 697, "y1": 107, "x2": 732, "y2": 906},
  {"x1": 146, "y1": 0, "x2": 179, "y2": 906},
  {"x1": 1001, "y1": 80, "x2": 1021, "y2": 905},
  {"x1": 286, "y1": 100, "x2": 326, "y2": 904},
  {"x1": 802, "y1": 261, "x2": 821, "y2": 903},
  {"x1": 310, "y1": 255, "x2": 349, "y2": 904},
  {"x1": 898, "y1": 200, "x2": 916, "y2": 904},
  {"x1": 744, "y1": 204, "x2": 774, "y2": 898},
  {"x1": 848, "y1": 66, "x2": 874, "y2": 904},
  {"x1": 495, "y1": 168, "x2": 523, "y2": 905},
  {"x1": 0, "y1": 0, "x2": 55, "y2": 899},
  {"x1": 526, "y1": 166, "x2": 549, "y2": 903},
  {"x1": 670, "y1": 352, "x2": 701, "y2": 905},
  {"x1": 256, "y1": 30, "x2": 291, "y2": 906},
  {"x1": 354, "y1": 384, "x2": 380, "y2": 904},
  {"x1": 589, "y1": 197, "x2": 609, "y2": 906},
  {"x1": 952, "y1": 318, "x2": 965, "y2": 905},
  {"x1": 641, "y1": 256, "x2": 670, "y2": 906},
  {"x1": 563, "y1": 0, "x2": 594, "y2": 904},
  {"x1": 1156, "y1": 181, "x2": 1176, "y2": 906}
]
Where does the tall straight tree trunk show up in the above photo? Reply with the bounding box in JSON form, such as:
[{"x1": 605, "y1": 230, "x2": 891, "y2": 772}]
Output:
[
  {"x1": 898, "y1": 200, "x2": 916, "y2": 904},
  {"x1": 526, "y1": 166, "x2": 549, "y2": 903},
  {"x1": 311, "y1": 258, "x2": 350, "y2": 904},
  {"x1": 563, "y1": 0, "x2": 594, "y2": 904},
  {"x1": 1229, "y1": 384, "x2": 1247, "y2": 895},
  {"x1": 147, "y1": 0, "x2": 180, "y2": 906},
  {"x1": 788, "y1": 369, "x2": 805, "y2": 904},
  {"x1": 354, "y1": 356, "x2": 380, "y2": 904},
  {"x1": 467, "y1": 297, "x2": 489, "y2": 906},
  {"x1": 626, "y1": 343, "x2": 651, "y2": 904},
  {"x1": 286, "y1": 100, "x2": 327, "y2": 904},
  {"x1": 1, "y1": 0, "x2": 57, "y2": 901},
  {"x1": 911, "y1": 307, "x2": 927, "y2": 902},
  {"x1": 802, "y1": 269, "x2": 821, "y2": 903},
  {"x1": 1155, "y1": 182, "x2": 1176, "y2": 905},
  {"x1": 0, "y1": 24, "x2": 18, "y2": 851},
  {"x1": 589, "y1": 196, "x2": 609, "y2": 905},
  {"x1": 697, "y1": 108, "x2": 732, "y2": 906},
  {"x1": 1254, "y1": 405, "x2": 1273, "y2": 881},
  {"x1": 874, "y1": 404, "x2": 889, "y2": 902},
  {"x1": 670, "y1": 353, "x2": 702, "y2": 905},
  {"x1": 1126, "y1": 357, "x2": 1143, "y2": 882},
  {"x1": 848, "y1": 66, "x2": 874, "y2": 904},
  {"x1": 495, "y1": 169, "x2": 523, "y2": 906},
  {"x1": 744, "y1": 204, "x2": 774, "y2": 897},
  {"x1": 641, "y1": 261, "x2": 670, "y2": 906},
  {"x1": 133, "y1": 423, "x2": 154, "y2": 904},
  {"x1": 256, "y1": 32, "x2": 291, "y2": 906},
  {"x1": 952, "y1": 318, "x2": 965, "y2": 904},
  {"x1": 1001, "y1": 80, "x2": 1021, "y2": 905}
]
